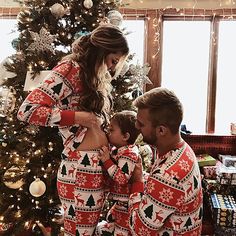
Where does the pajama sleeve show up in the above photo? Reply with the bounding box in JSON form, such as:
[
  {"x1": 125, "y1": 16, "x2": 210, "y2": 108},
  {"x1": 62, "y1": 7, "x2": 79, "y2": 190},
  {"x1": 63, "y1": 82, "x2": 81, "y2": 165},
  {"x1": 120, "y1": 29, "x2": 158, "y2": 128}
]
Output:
[
  {"x1": 128, "y1": 165, "x2": 185, "y2": 234},
  {"x1": 17, "y1": 61, "x2": 78, "y2": 127},
  {"x1": 103, "y1": 151, "x2": 138, "y2": 186}
]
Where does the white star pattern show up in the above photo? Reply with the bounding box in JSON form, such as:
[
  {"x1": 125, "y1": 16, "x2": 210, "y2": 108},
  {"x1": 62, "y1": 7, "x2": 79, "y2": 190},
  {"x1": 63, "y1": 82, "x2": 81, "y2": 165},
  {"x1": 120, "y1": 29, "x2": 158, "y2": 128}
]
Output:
[
  {"x1": 115, "y1": 172, "x2": 126, "y2": 185},
  {"x1": 138, "y1": 226, "x2": 151, "y2": 236},
  {"x1": 29, "y1": 91, "x2": 45, "y2": 103},
  {"x1": 176, "y1": 195, "x2": 185, "y2": 206},
  {"x1": 186, "y1": 150, "x2": 194, "y2": 161},
  {"x1": 178, "y1": 159, "x2": 190, "y2": 172},
  {"x1": 58, "y1": 63, "x2": 71, "y2": 73},
  {"x1": 92, "y1": 175, "x2": 102, "y2": 188},
  {"x1": 88, "y1": 213, "x2": 99, "y2": 224},
  {"x1": 58, "y1": 184, "x2": 68, "y2": 197},
  {"x1": 159, "y1": 188, "x2": 174, "y2": 203},
  {"x1": 35, "y1": 107, "x2": 50, "y2": 118},
  {"x1": 76, "y1": 174, "x2": 87, "y2": 186},
  {"x1": 169, "y1": 170, "x2": 180, "y2": 179},
  {"x1": 64, "y1": 220, "x2": 72, "y2": 232},
  {"x1": 27, "y1": 27, "x2": 56, "y2": 53},
  {"x1": 76, "y1": 212, "x2": 83, "y2": 222},
  {"x1": 146, "y1": 180, "x2": 155, "y2": 193}
]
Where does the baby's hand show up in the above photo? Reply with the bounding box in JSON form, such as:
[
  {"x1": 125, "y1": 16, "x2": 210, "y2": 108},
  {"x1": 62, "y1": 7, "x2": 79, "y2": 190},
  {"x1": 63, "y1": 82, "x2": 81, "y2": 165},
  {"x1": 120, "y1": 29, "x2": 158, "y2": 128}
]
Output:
[{"x1": 98, "y1": 146, "x2": 110, "y2": 163}]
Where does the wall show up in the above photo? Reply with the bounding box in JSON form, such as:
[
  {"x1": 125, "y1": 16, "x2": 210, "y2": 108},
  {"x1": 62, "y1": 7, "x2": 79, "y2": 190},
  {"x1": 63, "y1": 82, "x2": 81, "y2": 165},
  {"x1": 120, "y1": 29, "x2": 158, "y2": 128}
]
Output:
[{"x1": 1, "y1": 0, "x2": 236, "y2": 9}]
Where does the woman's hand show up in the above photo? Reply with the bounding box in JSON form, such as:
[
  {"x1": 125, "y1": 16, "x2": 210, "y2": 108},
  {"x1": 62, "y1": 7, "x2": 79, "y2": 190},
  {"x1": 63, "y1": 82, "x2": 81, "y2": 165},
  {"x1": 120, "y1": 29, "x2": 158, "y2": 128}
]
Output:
[
  {"x1": 74, "y1": 111, "x2": 102, "y2": 128},
  {"x1": 98, "y1": 146, "x2": 110, "y2": 163}
]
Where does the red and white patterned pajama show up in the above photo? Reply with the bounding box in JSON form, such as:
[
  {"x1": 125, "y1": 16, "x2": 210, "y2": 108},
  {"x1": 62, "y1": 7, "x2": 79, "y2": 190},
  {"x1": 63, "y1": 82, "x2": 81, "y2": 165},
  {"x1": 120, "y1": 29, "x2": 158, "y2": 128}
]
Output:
[{"x1": 17, "y1": 60, "x2": 106, "y2": 236}]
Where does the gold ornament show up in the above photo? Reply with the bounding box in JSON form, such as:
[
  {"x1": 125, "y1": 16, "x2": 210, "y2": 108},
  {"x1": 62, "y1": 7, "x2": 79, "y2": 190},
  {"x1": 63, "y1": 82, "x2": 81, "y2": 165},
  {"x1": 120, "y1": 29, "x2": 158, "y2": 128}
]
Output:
[
  {"x1": 3, "y1": 166, "x2": 24, "y2": 189},
  {"x1": 29, "y1": 178, "x2": 46, "y2": 197}
]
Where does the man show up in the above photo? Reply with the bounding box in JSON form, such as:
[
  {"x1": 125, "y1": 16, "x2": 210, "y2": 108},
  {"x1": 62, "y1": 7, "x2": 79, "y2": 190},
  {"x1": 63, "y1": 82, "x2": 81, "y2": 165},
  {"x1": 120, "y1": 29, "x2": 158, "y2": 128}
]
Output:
[{"x1": 129, "y1": 87, "x2": 203, "y2": 235}]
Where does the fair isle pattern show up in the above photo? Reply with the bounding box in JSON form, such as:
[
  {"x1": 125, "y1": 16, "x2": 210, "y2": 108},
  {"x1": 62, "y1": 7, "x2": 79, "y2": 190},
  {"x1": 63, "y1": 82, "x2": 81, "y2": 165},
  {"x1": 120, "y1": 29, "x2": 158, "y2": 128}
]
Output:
[
  {"x1": 129, "y1": 142, "x2": 203, "y2": 235},
  {"x1": 57, "y1": 150, "x2": 105, "y2": 236},
  {"x1": 107, "y1": 145, "x2": 140, "y2": 202},
  {"x1": 96, "y1": 145, "x2": 140, "y2": 236},
  {"x1": 18, "y1": 60, "x2": 106, "y2": 236}
]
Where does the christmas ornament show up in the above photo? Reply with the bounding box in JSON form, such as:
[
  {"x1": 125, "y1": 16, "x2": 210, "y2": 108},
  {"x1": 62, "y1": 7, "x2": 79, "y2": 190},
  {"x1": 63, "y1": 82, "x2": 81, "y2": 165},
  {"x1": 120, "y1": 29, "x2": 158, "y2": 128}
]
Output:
[
  {"x1": 29, "y1": 178, "x2": 46, "y2": 197},
  {"x1": 129, "y1": 63, "x2": 152, "y2": 92},
  {"x1": 0, "y1": 222, "x2": 13, "y2": 232},
  {"x1": 50, "y1": 3, "x2": 65, "y2": 19},
  {"x1": 107, "y1": 10, "x2": 123, "y2": 27},
  {"x1": 83, "y1": 0, "x2": 93, "y2": 9},
  {"x1": 0, "y1": 86, "x2": 16, "y2": 117},
  {"x1": 3, "y1": 166, "x2": 24, "y2": 189},
  {"x1": 0, "y1": 57, "x2": 17, "y2": 84},
  {"x1": 27, "y1": 28, "x2": 56, "y2": 53}
]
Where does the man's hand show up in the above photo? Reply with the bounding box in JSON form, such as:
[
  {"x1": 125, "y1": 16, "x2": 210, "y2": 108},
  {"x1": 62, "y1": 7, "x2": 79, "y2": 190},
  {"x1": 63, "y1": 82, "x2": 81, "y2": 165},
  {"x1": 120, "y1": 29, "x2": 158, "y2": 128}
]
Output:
[
  {"x1": 98, "y1": 146, "x2": 110, "y2": 163},
  {"x1": 131, "y1": 158, "x2": 144, "y2": 183}
]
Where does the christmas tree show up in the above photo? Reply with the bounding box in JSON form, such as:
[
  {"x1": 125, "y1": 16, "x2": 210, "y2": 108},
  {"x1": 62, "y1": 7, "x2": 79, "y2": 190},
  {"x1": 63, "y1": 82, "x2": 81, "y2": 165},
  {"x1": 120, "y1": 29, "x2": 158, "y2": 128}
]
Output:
[{"x1": 0, "y1": 0, "x2": 121, "y2": 235}]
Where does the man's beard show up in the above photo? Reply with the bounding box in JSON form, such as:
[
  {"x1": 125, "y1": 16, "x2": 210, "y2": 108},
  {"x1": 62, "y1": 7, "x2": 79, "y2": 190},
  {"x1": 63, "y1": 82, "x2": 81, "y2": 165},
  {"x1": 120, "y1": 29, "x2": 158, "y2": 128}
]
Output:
[{"x1": 142, "y1": 130, "x2": 157, "y2": 146}]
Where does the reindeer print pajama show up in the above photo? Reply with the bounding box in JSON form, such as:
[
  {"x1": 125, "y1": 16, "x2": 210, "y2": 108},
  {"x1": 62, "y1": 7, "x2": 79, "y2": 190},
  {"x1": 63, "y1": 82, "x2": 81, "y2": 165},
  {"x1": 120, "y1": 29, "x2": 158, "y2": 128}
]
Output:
[
  {"x1": 17, "y1": 60, "x2": 105, "y2": 236},
  {"x1": 129, "y1": 142, "x2": 203, "y2": 236},
  {"x1": 95, "y1": 145, "x2": 140, "y2": 236}
]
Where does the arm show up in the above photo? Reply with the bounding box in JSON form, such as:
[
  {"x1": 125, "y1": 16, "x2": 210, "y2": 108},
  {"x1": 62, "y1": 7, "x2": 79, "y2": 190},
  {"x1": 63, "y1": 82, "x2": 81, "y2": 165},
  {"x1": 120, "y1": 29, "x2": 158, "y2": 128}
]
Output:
[
  {"x1": 17, "y1": 61, "x2": 100, "y2": 128},
  {"x1": 99, "y1": 146, "x2": 138, "y2": 186},
  {"x1": 129, "y1": 163, "x2": 185, "y2": 233}
]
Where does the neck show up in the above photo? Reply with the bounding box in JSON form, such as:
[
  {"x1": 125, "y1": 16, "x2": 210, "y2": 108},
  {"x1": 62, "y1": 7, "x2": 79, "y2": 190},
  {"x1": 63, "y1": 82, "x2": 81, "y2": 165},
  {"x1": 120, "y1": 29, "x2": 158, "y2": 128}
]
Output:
[{"x1": 157, "y1": 133, "x2": 183, "y2": 156}]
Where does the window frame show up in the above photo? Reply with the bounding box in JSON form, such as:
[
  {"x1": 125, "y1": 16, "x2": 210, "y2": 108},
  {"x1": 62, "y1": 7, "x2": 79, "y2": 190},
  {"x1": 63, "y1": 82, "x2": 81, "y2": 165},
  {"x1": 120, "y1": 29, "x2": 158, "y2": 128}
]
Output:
[{"x1": 122, "y1": 8, "x2": 236, "y2": 134}]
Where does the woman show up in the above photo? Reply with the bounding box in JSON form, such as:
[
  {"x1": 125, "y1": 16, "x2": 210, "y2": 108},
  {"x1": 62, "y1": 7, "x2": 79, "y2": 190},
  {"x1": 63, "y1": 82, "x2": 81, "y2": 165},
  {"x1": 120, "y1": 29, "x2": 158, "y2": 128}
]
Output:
[{"x1": 17, "y1": 24, "x2": 129, "y2": 236}]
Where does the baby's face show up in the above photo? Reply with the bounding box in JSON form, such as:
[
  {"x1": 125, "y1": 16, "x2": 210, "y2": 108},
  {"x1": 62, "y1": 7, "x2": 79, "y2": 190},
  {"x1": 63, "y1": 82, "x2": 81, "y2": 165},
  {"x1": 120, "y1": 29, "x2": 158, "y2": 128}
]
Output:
[{"x1": 107, "y1": 120, "x2": 124, "y2": 148}]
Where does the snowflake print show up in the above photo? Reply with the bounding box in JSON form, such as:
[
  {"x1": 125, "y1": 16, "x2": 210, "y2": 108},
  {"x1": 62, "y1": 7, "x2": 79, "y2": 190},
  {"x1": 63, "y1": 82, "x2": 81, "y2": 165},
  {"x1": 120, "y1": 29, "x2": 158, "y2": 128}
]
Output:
[
  {"x1": 58, "y1": 63, "x2": 71, "y2": 73},
  {"x1": 115, "y1": 172, "x2": 126, "y2": 185},
  {"x1": 76, "y1": 174, "x2": 87, "y2": 186},
  {"x1": 178, "y1": 159, "x2": 190, "y2": 172},
  {"x1": 146, "y1": 180, "x2": 155, "y2": 194},
  {"x1": 92, "y1": 175, "x2": 102, "y2": 188},
  {"x1": 176, "y1": 195, "x2": 185, "y2": 206},
  {"x1": 179, "y1": 204, "x2": 188, "y2": 212},
  {"x1": 186, "y1": 150, "x2": 194, "y2": 162},
  {"x1": 138, "y1": 226, "x2": 151, "y2": 236},
  {"x1": 64, "y1": 220, "x2": 72, "y2": 232},
  {"x1": 159, "y1": 188, "x2": 174, "y2": 203},
  {"x1": 88, "y1": 213, "x2": 98, "y2": 224},
  {"x1": 76, "y1": 212, "x2": 83, "y2": 222},
  {"x1": 58, "y1": 184, "x2": 68, "y2": 197},
  {"x1": 29, "y1": 91, "x2": 45, "y2": 103},
  {"x1": 169, "y1": 170, "x2": 180, "y2": 179},
  {"x1": 36, "y1": 107, "x2": 50, "y2": 119}
]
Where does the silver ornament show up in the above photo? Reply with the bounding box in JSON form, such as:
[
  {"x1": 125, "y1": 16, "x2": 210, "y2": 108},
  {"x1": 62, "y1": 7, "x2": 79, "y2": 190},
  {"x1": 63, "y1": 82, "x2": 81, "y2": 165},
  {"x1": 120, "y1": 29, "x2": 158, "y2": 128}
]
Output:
[
  {"x1": 107, "y1": 10, "x2": 123, "y2": 27},
  {"x1": 50, "y1": 3, "x2": 65, "y2": 19},
  {"x1": 0, "y1": 86, "x2": 16, "y2": 117},
  {"x1": 83, "y1": 0, "x2": 93, "y2": 9}
]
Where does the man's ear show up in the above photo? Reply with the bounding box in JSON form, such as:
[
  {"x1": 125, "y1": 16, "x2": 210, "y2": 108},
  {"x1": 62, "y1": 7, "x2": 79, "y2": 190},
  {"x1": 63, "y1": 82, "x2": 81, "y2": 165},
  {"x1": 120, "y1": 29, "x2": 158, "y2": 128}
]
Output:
[{"x1": 156, "y1": 125, "x2": 167, "y2": 136}]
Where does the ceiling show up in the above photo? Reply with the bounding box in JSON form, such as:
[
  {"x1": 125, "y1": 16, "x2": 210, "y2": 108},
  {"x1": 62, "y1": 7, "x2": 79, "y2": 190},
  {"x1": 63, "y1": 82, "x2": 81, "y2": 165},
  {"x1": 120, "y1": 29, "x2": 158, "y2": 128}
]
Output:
[{"x1": 1, "y1": 0, "x2": 236, "y2": 9}]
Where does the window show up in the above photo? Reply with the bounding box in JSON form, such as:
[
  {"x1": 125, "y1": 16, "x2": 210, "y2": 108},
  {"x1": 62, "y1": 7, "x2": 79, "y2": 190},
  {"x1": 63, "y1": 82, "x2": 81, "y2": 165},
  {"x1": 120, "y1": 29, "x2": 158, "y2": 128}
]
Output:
[
  {"x1": 162, "y1": 20, "x2": 210, "y2": 133},
  {"x1": 121, "y1": 19, "x2": 145, "y2": 64},
  {"x1": 162, "y1": 17, "x2": 236, "y2": 134},
  {"x1": 215, "y1": 21, "x2": 236, "y2": 134},
  {"x1": 0, "y1": 18, "x2": 18, "y2": 62}
]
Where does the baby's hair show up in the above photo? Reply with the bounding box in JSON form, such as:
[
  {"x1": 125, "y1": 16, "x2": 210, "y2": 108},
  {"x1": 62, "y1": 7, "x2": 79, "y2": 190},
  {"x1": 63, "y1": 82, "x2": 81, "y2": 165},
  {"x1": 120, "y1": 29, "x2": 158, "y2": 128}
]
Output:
[{"x1": 111, "y1": 110, "x2": 140, "y2": 144}]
